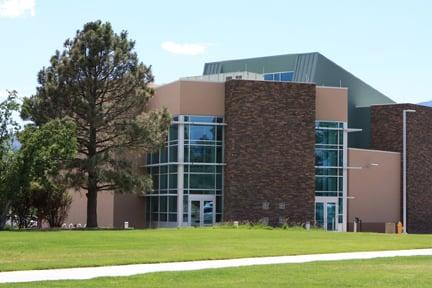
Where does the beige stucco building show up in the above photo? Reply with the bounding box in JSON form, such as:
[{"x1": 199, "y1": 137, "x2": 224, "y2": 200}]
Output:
[
  {"x1": 67, "y1": 52, "x2": 432, "y2": 233},
  {"x1": 66, "y1": 76, "x2": 402, "y2": 233}
]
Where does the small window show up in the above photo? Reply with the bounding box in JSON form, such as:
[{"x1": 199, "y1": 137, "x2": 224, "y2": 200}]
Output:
[
  {"x1": 263, "y1": 74, "x2": 273, "y2": 81},
  {"x1": 278, "y1": 202, "x2": 286, "y2": 210},
  {"x1": 262, "y1": 201, "x2": 270, "y2": 210},
  {"x1": 235, "y1": 75, "x2": 242, "y2": 80},
  {"x1": 264, "y1": 72, "x2": 294, "y2": 82},
  {"x1": 280, "y1": 72, "x2": 294, "y2": 82},
  {"x1": 226, "y1": 76, "x2": 233, "y2": 80}
]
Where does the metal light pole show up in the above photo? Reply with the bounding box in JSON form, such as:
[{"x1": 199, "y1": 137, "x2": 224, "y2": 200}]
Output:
[{"x1": 403, "y1": 109, "x2": 416, "y2": 234}]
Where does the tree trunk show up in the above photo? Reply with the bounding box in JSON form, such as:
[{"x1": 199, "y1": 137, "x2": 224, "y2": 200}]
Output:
[
  {"x1": 86, "y1": 120, "x2": 98, "y2": 228},
  {"x1": 86, "y1": 174, "x2": 98, "y2": 228},
  {"x1": 86, "y1": 153, "x2": 98, "y2": 228}
]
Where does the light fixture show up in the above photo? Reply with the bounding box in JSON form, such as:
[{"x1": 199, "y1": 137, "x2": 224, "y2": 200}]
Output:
[{"x1": 366, "y1": 163, "x2": 379, "y2": 168}]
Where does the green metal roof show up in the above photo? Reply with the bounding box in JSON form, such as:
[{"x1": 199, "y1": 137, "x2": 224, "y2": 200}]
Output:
[{"x1": 203, "y1": 52, "x2": 395, "y2": 148}]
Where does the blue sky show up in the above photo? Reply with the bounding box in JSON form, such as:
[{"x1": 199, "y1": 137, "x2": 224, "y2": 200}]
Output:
[{"x1": 1, "y1": 0, "x2": 431, "y2": 105}]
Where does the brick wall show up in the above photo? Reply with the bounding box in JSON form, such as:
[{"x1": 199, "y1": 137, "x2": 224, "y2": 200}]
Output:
[
  {"x1": 371, "y1": 104, "x2": 432, "y2": 233},
  {"x1": 223, "y1": 80, "x2": 316, "y2": 226}
]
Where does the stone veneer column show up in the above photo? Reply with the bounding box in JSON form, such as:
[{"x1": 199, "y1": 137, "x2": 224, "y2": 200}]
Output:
[
  {"x1": 223, "y1": 80, "x2": 316, "y2": 226},
  {"x1": 371, "y1": 104, "x2": 432, "y2": 233}
]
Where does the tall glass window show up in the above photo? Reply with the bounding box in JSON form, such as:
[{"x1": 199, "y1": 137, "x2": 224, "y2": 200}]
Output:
[
  {"x1": 145, "y1": 119, "x2": 179, "y2": 224},
  {"x1": 315, "y1": 121, "x2": 345, "y2": 224},
  {"x1": 146, "y1": 115, "x2": 224, "y2": 225},
  {"x1": 183, "y1": 116, "x2": 224, "y2": 222}
]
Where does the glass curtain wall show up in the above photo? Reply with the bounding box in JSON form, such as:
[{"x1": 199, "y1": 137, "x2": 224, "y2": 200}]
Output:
[
  {"x1": 146, "y1": 115, "x2": 224, "y2": 226},
  {"x1": 183, "y1": 116, "x2": 224, "y2": 223},
  {"x1": 145, "y1": 122, "x2": 179, "y2": 225},
  {"x1": 315, "y1": 121, "x2": 345, "y2": 225}
]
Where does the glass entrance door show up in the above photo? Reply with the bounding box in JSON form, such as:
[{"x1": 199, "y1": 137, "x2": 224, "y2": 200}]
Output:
[
  {"x1": 326, "y1": 202, "x2": 336, "y2": 231},
  {"x1": 190, "y1": 200, "x2": 201, "y2": 227},
  {"x1": 188, "y1": 195, "x2": 215, "y2": 227},
  {"x1": 315, "y1": 197, "x2": 338, "y2": 231}
]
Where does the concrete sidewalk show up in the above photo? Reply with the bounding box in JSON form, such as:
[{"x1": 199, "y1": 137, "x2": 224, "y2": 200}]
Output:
[{"x1": 1, "y1": 248, "x2": 432, "y2": 284}]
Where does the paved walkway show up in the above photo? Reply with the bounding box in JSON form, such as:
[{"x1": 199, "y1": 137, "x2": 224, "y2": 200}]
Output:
[{"x1": 1, "y1": 248, "x2": 432, "y2": 284}]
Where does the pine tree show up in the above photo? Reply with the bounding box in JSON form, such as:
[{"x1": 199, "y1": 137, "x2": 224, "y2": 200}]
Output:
[{"x1": 21, "y1": 21, "x2": 171, "y2": 227}]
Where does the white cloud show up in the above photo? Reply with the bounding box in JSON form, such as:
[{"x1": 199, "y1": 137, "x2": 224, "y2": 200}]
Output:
[
  {"x1": 161, "y1": 41, "x2": 209, "y2": 56},
  {"x1": 0, "y1": 0, "x2": 35, "y2": 18}
]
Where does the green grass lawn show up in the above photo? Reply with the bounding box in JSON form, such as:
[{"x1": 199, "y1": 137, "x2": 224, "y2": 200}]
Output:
[
  {"x1": 0, "y1": 227, "x2": 432, "y2": 272},
  {"x1": 3, "y1": 256, "x2": 432, "y2": 287}
]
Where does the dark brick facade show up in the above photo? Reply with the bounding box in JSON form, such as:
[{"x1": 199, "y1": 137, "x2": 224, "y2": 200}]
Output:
[
  {"x1": 223, "y1": 80, "x2": 316, "y2": 226},
  {"x1": 371, "y1": 104, "x2": 432, "y2": 233}
]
